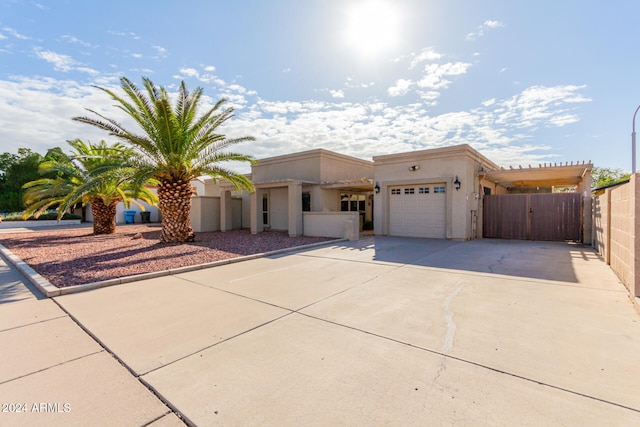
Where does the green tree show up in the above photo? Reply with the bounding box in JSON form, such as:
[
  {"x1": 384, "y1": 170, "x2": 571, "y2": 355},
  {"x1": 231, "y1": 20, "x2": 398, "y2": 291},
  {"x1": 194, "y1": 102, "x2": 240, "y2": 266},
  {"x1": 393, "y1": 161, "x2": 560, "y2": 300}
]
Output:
[
  {"x1": 22, "y1": 139, "x2": 158, "y2": 234},
  {"x1": 0, "y1": 148, "x2": 46, "y2": 212},
  {"x1": 73, "y1": 76, "x2": 256, "y2": 243},
  {"x1": 591, "y1": 167, "x2": 631, "y2": 190}
]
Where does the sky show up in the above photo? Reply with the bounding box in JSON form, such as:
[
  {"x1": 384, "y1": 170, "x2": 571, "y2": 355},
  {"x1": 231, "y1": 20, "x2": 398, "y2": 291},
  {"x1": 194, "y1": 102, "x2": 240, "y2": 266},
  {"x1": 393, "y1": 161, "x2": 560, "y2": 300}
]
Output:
[{"x1": 1, "y1": 0, "x2": 638, "y2": 173}]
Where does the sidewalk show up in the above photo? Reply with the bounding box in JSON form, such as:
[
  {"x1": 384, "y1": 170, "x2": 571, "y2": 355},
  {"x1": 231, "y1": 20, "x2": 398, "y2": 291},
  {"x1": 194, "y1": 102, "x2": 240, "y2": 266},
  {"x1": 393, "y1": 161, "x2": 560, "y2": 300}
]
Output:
[{"x1": 0, "y1": 255, "x2": 184, "y2": 427}]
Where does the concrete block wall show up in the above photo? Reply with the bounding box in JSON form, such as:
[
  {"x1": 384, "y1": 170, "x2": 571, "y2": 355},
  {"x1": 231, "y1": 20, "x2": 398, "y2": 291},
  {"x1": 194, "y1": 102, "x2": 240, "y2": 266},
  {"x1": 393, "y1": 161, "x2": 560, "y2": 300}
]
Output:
[{"x1": 593, "y1": 175, "x2": 640, "y2": 297}]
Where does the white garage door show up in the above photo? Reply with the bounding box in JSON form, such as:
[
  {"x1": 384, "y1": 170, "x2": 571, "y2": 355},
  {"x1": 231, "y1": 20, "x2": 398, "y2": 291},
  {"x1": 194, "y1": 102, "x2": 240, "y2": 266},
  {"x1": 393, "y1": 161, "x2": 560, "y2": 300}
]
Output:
[{"x1": 389, "y1": 184, "x2": 446, "y2": 238}]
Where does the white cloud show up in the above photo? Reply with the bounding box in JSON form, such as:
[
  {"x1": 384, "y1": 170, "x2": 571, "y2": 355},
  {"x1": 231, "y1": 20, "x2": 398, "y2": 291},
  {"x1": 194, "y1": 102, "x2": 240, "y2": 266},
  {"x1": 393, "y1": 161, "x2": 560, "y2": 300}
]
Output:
[
  {"x1": 330, "y1": 89, "x2": 345, "y2": 98},
  {"x1": 489, "y1": 85, "x2": 590, "y2": 130},
  {"x1": 34, "y1": 49, "x2": 76, "y2": 72},
  {"x1": 345, "y1": 77, "x2": 374, "y2": 88},
  {"x1": 2, "y1": 27, "x2": 30, "y2": 40},
  {"x1": 59, "y1": 35, "x2": 95, "y2": 48},
  {"x1": 417, "y1": 62, "x2": 472, "y2": 89},
  {"x1": 76, "y1": 67, "x2": 100, "y2": 76},
  {"x1": 410, "y1": 48, "x2": 442, "y2": 69},
  {"x1": 152, "y1": 45, "x2": 168, "y2": 58},
  {"x1": 484, "y1": 20, "x2": 504, "y2": 29},
  {"x1": 417, "y1": 90, "x2": 440, "y2": 104},
  {"x1": 466, "y1": 20, "x2": 504, "y2": 41},
  {"x1": 107, "y1": 30, "x2": 141, "y2": 41},
  {"x1": 178, "y1": 67, "x2": 199, "y2": 78},
  {"x1": 0, "y1": 72, "x2": 591, "y2": 172},
  {"x1": 387, "y1": 79, "x2": 412, "y2": 97},
  {"x1": 0, "y1": 77, "x2": 124, "y2": 155}
]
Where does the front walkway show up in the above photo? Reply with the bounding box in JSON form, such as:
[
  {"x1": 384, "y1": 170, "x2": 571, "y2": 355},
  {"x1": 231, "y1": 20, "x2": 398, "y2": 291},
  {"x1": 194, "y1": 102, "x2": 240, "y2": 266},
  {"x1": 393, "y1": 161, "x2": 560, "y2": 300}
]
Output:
[{"x1": 1, "y1": 237, "x2": 640, "y2": 426}]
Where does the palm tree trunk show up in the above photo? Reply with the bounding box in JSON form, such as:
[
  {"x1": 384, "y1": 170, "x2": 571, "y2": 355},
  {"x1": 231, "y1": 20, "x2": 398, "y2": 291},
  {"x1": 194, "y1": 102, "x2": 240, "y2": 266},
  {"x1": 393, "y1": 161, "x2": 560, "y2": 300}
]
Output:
[
  {"x1": 157, "y1": 181, "x2": 195, "y2": 243},
  {"x1": 91, "y1": 198, "x2": 117, "y2": 234}
]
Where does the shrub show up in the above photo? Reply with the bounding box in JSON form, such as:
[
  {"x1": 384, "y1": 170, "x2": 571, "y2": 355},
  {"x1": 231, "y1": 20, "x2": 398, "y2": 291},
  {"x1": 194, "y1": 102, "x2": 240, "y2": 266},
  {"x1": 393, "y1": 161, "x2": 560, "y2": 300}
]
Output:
[{"x1": 0, "y1": 211, "x2": 82, "y2": 221}]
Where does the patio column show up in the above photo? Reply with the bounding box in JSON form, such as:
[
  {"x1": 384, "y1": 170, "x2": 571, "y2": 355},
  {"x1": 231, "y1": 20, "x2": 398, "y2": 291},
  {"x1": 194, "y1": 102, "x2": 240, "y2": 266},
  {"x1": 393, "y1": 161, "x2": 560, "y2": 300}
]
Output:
[
  {"x1": 288, "y1": 181, "x2": 303, "y2": 237},
  {"x1": 220, "y1": 189, "x2": 233, "y2": 232},
  {"x1": 250, "y1": 189, "x2": 263, "y2": 234}
]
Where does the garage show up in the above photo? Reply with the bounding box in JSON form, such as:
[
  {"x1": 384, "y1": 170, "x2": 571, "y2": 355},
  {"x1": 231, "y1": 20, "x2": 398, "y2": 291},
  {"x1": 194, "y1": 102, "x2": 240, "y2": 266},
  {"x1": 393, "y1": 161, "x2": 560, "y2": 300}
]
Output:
[{"x1": 389, "y1": 184, "x2": 446, "y2": 238}]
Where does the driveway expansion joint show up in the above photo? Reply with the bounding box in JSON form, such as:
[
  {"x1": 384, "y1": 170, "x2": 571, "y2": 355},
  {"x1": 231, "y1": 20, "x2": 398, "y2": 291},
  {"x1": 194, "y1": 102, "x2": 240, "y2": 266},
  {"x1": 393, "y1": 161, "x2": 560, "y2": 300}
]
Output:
[
  {"x1": 0, "y1": 350, "x2": 104, "y2": 386},
  {"x1": 296, "y1": 311, "x2": 640, "y2": 415},
  {"x1": 46, "y1": 297, "x2": 184, "y2": 424}
]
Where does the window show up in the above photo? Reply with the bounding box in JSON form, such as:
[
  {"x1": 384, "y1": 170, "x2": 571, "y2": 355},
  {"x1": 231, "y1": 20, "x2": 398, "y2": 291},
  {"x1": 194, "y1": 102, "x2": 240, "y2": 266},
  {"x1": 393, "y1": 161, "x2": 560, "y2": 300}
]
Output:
[
  {"x1": 434, "y1": 186, "x2": 446, "y2": 193},
  {"x1": 419, "y1": 187, "x2": 429, "y2": 194},
  {"x1": 302, "y1": 193, "x2": 311, "y2": 212},
  {"x1": 262, "y1": 193, "x2": 269, "y2": 225},
  {"x1": 340, "y1": 193, "x2": 366, "y2": 211},
  {"x1": 391, "y1": 188, "x2": 401, "y2": 195},
  {"x1": 404, "y1": 188, "x2": 415, "y2": 195}
]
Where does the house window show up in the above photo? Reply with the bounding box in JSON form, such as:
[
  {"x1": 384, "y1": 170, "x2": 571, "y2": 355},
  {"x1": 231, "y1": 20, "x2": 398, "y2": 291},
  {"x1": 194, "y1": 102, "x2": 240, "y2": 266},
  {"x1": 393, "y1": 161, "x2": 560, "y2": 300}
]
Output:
[
  {"x1": 262, "y1": 193, "x2": 269, "y2": 225},
  {"x1": 419, "y1": 187, "x2": 429, "y2": 194},
  {"x1": 404, "y1": 188, "x2": 415, "y2": 195},
  {"x1": 434, "y1": 186, "x2": 446, "y2": 193},
  {"x1": 302, "y1": 192, "x2": 311, "y2": 212},
  {"x1": 391, "y1": 188, "x2": 401, "y2": 195},
  {"x1": 340, "y1": 193, "x2": 366, "y2": 211}
]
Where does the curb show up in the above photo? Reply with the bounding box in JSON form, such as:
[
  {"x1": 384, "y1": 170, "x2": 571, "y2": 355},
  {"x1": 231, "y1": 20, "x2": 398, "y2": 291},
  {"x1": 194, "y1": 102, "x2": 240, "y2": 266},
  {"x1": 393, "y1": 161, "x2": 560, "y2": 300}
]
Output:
[
  {"x1": 0, "y1": 239, "x2": 346, "y2": 298},
  {"x1": 0, "y1": 244, "x2": 61, "y2": 297}
]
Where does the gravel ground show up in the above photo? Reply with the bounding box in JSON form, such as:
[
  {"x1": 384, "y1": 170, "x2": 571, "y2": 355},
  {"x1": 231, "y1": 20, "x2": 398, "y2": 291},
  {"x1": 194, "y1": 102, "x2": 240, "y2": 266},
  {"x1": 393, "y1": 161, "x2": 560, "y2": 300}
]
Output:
[{"x1": 0, "y1": 225, "x2": 335, "y2": 288}]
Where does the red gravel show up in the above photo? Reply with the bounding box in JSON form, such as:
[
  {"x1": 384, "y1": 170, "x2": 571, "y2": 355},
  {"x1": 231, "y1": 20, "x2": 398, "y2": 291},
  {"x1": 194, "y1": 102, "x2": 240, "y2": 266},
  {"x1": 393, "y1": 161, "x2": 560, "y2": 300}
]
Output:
[{"x1": 0, "y1": 225, "x2": 335, "y2": 288}]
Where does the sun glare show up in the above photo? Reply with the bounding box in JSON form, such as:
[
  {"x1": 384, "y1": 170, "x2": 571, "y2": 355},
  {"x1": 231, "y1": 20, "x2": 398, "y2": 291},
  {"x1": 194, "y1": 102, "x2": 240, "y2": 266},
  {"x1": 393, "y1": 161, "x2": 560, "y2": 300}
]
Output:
[{"x1": 344, "y1": 0, "x2": 402, "y2": 59}]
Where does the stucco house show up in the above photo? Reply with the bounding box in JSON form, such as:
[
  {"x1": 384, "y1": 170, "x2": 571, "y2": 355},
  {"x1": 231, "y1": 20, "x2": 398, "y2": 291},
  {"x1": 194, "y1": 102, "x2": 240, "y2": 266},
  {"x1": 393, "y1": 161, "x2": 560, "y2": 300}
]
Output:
[
  {"x1": 191, "y1": 144, "x2": 593, "y2": 243},
  {"x1": 373, "y1": 144, "x2": 500, "y2": 240},
  {"x1": 191, "y1": 149, "x2": 373, "y2": 239}
]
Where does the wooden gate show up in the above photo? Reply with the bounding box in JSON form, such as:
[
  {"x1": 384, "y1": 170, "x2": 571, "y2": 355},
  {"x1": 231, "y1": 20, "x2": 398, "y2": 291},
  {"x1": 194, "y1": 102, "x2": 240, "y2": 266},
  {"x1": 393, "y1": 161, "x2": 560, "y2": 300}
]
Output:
[{"x1": 483, "y1": 193, "x2": 582, "y2": 241}]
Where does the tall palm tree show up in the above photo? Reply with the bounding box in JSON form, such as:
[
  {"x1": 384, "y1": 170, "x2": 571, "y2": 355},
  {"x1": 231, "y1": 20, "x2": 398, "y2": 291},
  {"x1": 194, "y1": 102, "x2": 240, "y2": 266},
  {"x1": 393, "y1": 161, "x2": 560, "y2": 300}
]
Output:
[
  {"x1": 23, "y1": 139, "x2": 158, "y2": 235},
  {"x1": 73, "y1": 76, "x2": 256, "y2": 243}
]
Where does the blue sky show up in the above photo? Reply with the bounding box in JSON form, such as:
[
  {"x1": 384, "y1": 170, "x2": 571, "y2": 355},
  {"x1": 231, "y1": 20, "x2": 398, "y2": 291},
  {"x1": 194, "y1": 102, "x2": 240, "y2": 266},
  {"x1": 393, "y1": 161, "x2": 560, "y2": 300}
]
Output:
[{"x1": 1, "y1": 0, "x2": 638, "y2": 172}]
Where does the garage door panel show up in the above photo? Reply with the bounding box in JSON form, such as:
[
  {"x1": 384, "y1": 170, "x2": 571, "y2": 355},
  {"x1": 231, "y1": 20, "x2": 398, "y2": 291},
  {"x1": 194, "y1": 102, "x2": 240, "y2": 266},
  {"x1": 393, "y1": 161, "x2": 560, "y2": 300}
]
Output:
[{"x1": 389, "y1": 185, "x2": 446, "y2": 238}]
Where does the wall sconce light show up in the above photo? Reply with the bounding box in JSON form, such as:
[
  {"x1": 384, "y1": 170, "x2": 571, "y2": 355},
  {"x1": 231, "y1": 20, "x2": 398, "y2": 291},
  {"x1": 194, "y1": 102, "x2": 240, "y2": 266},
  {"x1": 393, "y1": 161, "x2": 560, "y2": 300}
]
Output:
[
  {"x1": 374, "y1": 183, "x2": 380, "y2": 194},
  {"x1": 454, "y1": 176, "x2": 461, "y2": 191},
  {"x1": 409, "y1": 165, "x2": 420, "y2": 171}
]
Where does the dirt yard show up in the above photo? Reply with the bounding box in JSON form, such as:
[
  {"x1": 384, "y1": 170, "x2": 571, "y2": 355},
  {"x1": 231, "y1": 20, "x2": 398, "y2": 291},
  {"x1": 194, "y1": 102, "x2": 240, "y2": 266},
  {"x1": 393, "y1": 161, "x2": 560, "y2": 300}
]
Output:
[{"x1": 0, "y1": 225, "x2": 334, "y2": 287}]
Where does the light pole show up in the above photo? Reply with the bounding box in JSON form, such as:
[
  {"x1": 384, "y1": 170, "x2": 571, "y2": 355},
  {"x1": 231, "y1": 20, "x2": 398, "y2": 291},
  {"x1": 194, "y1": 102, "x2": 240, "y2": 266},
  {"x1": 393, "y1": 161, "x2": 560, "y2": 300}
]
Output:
[{"x1": 633, "y1": 104, "x2": 640, "y2": 174}]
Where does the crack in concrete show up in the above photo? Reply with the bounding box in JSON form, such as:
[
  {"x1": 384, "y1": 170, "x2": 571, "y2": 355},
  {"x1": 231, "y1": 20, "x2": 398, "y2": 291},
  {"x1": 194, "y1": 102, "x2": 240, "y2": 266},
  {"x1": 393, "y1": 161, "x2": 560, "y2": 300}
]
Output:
[{"x1": 441, "y1": 284, "x2": 465, "y2": 354}]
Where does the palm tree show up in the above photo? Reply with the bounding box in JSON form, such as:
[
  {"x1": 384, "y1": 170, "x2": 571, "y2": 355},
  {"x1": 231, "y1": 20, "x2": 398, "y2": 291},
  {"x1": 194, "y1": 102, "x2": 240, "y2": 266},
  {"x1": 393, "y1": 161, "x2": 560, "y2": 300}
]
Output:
[
  {"x1": 73, "y1": 76, "x2": 256, "y2": 243},
  {"x1": 23, "y1": 139, "x2": 158, "y2": 235}
]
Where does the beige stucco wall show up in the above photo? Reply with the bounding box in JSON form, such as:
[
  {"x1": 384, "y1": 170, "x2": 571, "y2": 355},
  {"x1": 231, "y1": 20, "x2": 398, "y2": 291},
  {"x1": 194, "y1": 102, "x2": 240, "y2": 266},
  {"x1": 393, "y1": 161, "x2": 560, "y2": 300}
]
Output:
[
  {"x1": 303, "y1": 212, "x2": 359, "y2": 239},
  {"x1": 373, "y1": 144, "x2": 499, "y2": 240},
  {"x1": 252, "y1": 149, "x2": 372, "y2": 183},
  {"x1": 593, "y1": 175, "x2": 640, "y2": 297},
  {"x1": 267, "y1": 187, "x2": 288, "y2": 231},
  {"x1": 85, "y1": 198, "x2": 160, "y2": 224},
  {"x1": 246, "y1": 150, "x2": 373, "y2": 236},
  {"x1": 190, "y1": 196, "x2": 220, "y2": 232}
]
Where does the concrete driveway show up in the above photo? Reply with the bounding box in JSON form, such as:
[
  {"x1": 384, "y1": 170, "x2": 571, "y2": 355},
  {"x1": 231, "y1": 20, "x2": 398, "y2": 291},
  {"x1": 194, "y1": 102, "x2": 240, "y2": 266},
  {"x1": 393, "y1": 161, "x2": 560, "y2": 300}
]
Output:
[{"x1": 2, "y1": 237, "x2": 640, "y2": 426}]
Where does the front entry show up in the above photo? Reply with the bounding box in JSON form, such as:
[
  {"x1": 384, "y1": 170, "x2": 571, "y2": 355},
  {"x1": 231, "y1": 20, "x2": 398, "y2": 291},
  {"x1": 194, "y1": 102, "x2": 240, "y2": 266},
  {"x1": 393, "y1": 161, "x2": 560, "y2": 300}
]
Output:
[{"x1": 483, "y1": 193, "x2": 582, "y2": 241}]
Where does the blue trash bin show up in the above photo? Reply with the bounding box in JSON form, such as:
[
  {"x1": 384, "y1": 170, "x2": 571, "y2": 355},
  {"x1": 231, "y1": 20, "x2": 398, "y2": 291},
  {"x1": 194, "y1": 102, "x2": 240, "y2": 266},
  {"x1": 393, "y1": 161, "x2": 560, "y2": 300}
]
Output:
[{"x1": 123, "y1": 210, "x2": 136, "y2": 224}]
